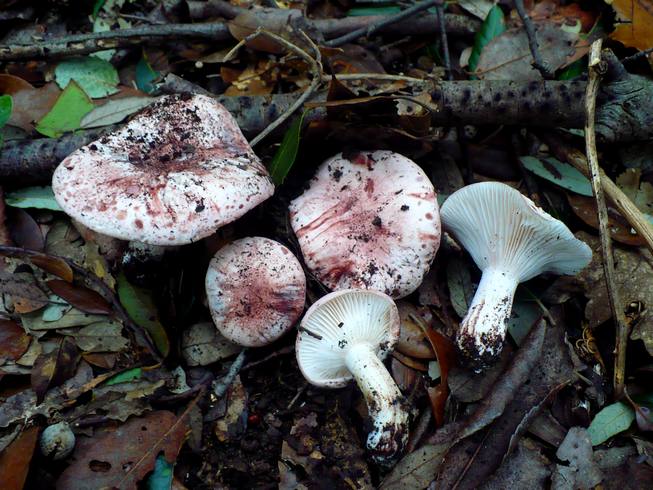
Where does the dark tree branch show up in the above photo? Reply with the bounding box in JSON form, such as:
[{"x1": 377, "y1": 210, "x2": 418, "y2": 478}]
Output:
[{"x1": 514, "y1": 0, "x2": 554, "y2": 79}]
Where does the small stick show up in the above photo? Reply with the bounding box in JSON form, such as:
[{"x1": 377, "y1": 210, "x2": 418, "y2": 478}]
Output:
[
  {"x1": 513, "y1": 0, "x2": 553, "y2": 79},
  {"x1": 241, "y1": 345, "x2": 294, "y2": 372},
  {"x1": 435, "y1": 0, "x2": 452, "y2": 81},
  {"x1": 583, "y1": 40, "x2": 629, "y2": 398},
  {"x1": 325, "y1": 0, "x2": 440, "y2": 47},
  {"x1": 621, "y1": 47, "x2": 653, "y2": 65},
  {"x1": 212, "y1": 349, "x2": 247, "y2": 398}
]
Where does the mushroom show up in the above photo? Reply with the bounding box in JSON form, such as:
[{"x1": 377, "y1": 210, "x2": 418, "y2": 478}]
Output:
[
  {"x1": 205, "y1": 237, "x2": 306, "y2": 347},
  {"x1": 295, "y1": 289, "x2": 407, "y2": 464},
  {"x1": 440, "y1": 182, "x2": 592, "y2": 368},
  {"x1": 289, "y1": 150, "x2": 440, "y2": 299},
  {"x1": 52, "y1": 94, "x2": 274, "y2": 257}
]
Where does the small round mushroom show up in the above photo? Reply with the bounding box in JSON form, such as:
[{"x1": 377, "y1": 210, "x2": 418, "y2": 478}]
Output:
[
  {"x1": 295, "y1": 289, "x2": 407, "y2": 464},
  {"x1": 289, "y1": 150, "x2": 441, "y2": 299},
  {"x1": 40, "y1": 421, "x2": 75, "y2": 460},
  {"x1": 205, "y1": 237, "x2": 306, "y2": 347},
  {"x1": 52, "y1": 94, "x2": 274, "y2": 246},
  {"x1": 440, "y1": 182, "x2": 592, "y2": 368}
]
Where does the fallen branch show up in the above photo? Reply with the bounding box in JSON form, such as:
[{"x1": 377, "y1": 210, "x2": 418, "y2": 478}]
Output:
[{"x1": 4, "y1": 73, "x2": 653, "y2": 185}]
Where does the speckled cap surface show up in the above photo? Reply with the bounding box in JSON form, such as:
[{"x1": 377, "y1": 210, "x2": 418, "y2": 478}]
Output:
[
  {"x1": 52, "y1": 94, "x2": 274, "y2": 245},
  {"x1": 289, "y1": 151, "x2": 441, "y2": 299},
  {"x1": 205, "y1": 237, "x2": 306, "y2": 347}
]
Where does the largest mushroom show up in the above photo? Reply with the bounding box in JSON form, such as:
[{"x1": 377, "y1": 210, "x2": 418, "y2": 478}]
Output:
[
  {"x1": 52, "y1": 94, "x2": 274, "y2": 247},
  {"x1": 440, "y1": 182, "x2": 592, "y2": 368}
]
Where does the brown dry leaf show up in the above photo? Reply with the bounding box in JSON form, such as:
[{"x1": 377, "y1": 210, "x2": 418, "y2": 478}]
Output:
[
  {"x1": 46, "y1": 279, "x2": 112, "y2": 315},
  {"x1": 574, "y1": 232, "x2": 653, "y2": 355},
  {"x1": 396, "y1": 302, "x2": 434, "y2": 359},
  {"x1": 0, "y1": 426, "x2": 39, "y2": 490},
  {"x1": 616, "y1": 168, "x2": 653, "y2": 216},
  {"x1": 1, "y1": 270, "x2": 49, "y2": 313},
  {"x1": 609, "y1": 0, "x2": 653, "y2": 50},
  {"x1": 7, "y1": 208, "x2": 44, "y2": 251},
  {"x1": 421, "y1": 326, "x2": 456, "y2": 427},
  {"x1": 476, "y1": 23, "x2": 579, "y2": 80},
  {"x1": 552, "y1": 427, "x2": 603, "y2": 488},
  {"x1": 31, "y1": 336, "x2": 80, "y2": 403},
  {"x1": 0, "y1": 319, "x2": 31, "y2": 363},
  {"x1": 0, "y1": 75, "x2": 60, "y2": 131},
  {"x1": 30, "y1": 254, "x2": 73, "y2": 282},
  {"x1": 567, "y1": 193, "x2": 646, "y2": 246},
  {"x1": 57, "y1": 410, "x2": 190, "y2": 490},
  {"x1": 181, "y1": 322, "x2": 240, "y2": 366},
  {"x1": 222, "y1": 61, "x2": 277, "y2": 96}
]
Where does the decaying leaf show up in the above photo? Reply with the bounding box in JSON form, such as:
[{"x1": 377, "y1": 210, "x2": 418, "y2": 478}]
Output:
[
  {"x1": 572, "y1": 232, "x2": 653, "y2": 355},
  {"x1": 0, "y1": 319, "x2": 31, "y2": 363},
  {"x1": 552, "y1": 427, "x2": 603, "y2": 488},
  {"x1": 46, "y1": 279, "x2": 112, "y2": 315},
  {"x1": 214, "y1": 375, "x2": 247, "y2": 443},
  {"x1": 480, "y1": 437, "x2": 551, "y2": 489},
  {"x1": 609, "y1": 0, "x2": 653, "y2": 50},
  {"x1": 31, "y1": 336, "x2": 80, "y2": 403},
  {"x1": 0, "y1": 426, "x2": 40, "y2": 490},
  {"x1": 57, "y1": 410, "x2": 190, "y2": 489},
  {"x1": 181, "y1": 322, "x2": 240, "y2": 367},
  {"x1": 476, "y1": 23, "x2": 579, "y2": 80},
  {"x1": 0, "y1": 75, "x2": 60, "y2": 132}
]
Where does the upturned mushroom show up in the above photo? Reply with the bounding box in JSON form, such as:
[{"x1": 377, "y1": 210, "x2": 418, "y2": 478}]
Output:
[
  {"x1": 440, "y1": 182, "x2": 592, "y2": 368},
  {"x1": 289, "y1": 150, "x2": 440, "y2": 299},
  {"x1": 205, "y1": 237, "x2": 306, "y2": 347},
  {"x1": 295, "y1": 289, "x2": 407, "y2": 464},
  {"x1": 52, "y1": 94, "x2": 274, "y2": 256}
]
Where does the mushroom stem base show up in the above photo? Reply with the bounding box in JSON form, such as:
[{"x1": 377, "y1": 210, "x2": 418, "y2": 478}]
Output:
[
  {"x1": 345, "y1": 342, "x2": 408, "y2": 464},
  {"x1": 457, "y1": 267, "x2": 519, "y2": 369}
]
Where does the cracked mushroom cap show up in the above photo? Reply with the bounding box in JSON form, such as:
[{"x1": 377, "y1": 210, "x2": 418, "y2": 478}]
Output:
[
  {"x1": 205, "y1": 237, "x2": 306, "y2": 347},
  {"x1": 289, "y1": 151, "x2": 440, "y2": 299},
  {"x1": 296, "y1": 289, "x2": 400, "y2": 388},
  {"x1": 52, "y1": 94, "x2": 274, "y2": 246},
  {"x1": 440, "y1": 182, "x2": 592, "y2": 281}
]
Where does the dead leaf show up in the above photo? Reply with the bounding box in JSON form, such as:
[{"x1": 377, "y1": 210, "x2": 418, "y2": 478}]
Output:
[
  {"x1": 31, "y1": 336, "x2": 80, "y2": 403},
  {"x1": 46, "y1": 279, "x2": 112, "y2": 315},
  {"x1": 567, "y1": 193, "x2": 646, "y2": 246},
  {"x1": 573, "y1": 232, "x2": 653, "y2": 355},
  {"x1": 0, "y1": 319, "x2": 31, "y2": 363},
  {"x1": 7, "y1": 208, "x2": 44, "y2": 251},
  {"x1": 396, "y1": 302, "x2": 434, "y2": 359},
  {"x1": 480, "y1": 438, "x2": 551, "y2": 489},
  {"x1": 57, "y1": 410, "x2": 190, "y2": 490},
  {"x1": 380, "y1": 443, "x2": 450, "y2": 489},
  {"x1": 0, "y1": 75, "x2": 60, "y2": 131},
  {"x1": 64, "y1": 322, "x2": 128, "y2": 352},
  {"x1": 476, "y1": 23, "x2": 579, "y2": 80},
  {"x1": 181, "y1": 322, "x2": 240, "y2": 366},
  {"x1": 0, "y1": 426, "x2": 39, "y2": 490},
  {"x1": 0, "y1": 270, "x2": 49, "y2": 313},
  {"x1": 30, "y1": 254, "x2": 73, "y2": 282},
  {"x1": 552, "y1": 427, "x2": 603, "y2": 489},
  {"x1": 421, "y1": 327, "x2": 456, "y2": 427},
  {"x1": 609, "y1": 0, "x2": 653, "y2": 50},
  {"x1": 616, "y1": 168, "x2": 653, "y2": 216},
  {"x1": 214, "y1": 375, "x2": 247, "y2": 442}
]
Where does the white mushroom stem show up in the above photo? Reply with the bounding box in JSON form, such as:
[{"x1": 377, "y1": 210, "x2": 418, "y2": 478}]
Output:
[
  {"x1": 345, "y1": 342, "x2": 408, "y2": 464},
  {"x1": 457, "y1": 267, "x2": 519, "y2": 368}
]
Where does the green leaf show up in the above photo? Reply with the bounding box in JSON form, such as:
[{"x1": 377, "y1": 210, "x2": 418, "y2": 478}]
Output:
[
  {"x1": 558, "y1": 58, "x2": 585, "y2": 80},
  {"x1": 35, "y1": 81, "x2": 94, "y2": 138},
  {"x1": 588, "y1": 402, "x2": 635, "y2": 445},
  {"x1": 116, "y1": 272, "x2": 170, "y2": 358},
  {"x1": 520, "y1": 156, "x2": 593, "y2": 197},
  {"x1": 135, "y1": 56, "x2": 160, "y2": 94},
  {"x1": 268, "y1": 111, "x2": 306, "y2": 185},
  {"x1": 147, "y1": 454, "x2": 174, "y2": 490},
  {"x1": 468, "y1": 5, "x2": 506, "y2": 74},
  {"x1": 105, "y1": 367, "x2": 143, "y2": 386},
  {"x1": 0, "y1": 94, "x2": 12, "y2": 128},
  {"x1": 55, "y1": 56, "x2": 120, "y2": 98},
  {"x1": 92, "y1": 0, "x2": 107, "y2": 19},
  {"x1": 5, "y1": 186, "x2": 63, "y2": 211}
]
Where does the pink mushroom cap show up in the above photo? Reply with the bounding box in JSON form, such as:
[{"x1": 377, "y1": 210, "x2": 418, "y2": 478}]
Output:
[
  {"x1": 289, "y1": 150, "x2": 441, "y2": 299},
  {"x1": 205, "y1": 237, "x2": 306, "y2": 347},
  {"x1": 52, "y1": 94, "x2": 274, "y2": 246}
]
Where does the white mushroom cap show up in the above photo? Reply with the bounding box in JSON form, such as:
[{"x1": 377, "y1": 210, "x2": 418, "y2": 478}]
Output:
[
  {"x1": 52, "y1": 94, "x2": 274, "y2": 246},
  {"x1": 440, "y1": 182, "x2": 592, "y2": 367},
  {"x1": 206, "y1": 237, "x2": 306, "y2": 347},
  {"x1": 296, "y1": 289, "x2": 407, "y2": 463},
  {"x1": 289, "y1": 150, "x2": 440, "y2": 299}
]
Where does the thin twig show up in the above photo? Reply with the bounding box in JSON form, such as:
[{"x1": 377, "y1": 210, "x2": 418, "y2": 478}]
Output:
[
  {"x1": 325, "y1": 0, "x2": 440, "y2": 47},
  {"x1": 621, "y1": 47, "x2": 653, "y2": 65},
  {"x1": 212, "y1": 349, "x2": 247, "y2": 398},
  {"x1": 0, "y1": 245, "x2": 162, "y2": 362},
  {"x1": 435, "y1": 0, "x2": 452, "y2": 81},
  {"x1": 241, "y1": 345, "x2": 295, "y2": 372},
  {"x1": 583, "y1": 40, "x2": 629, "y2": 399},
  {"x1": 513, "y1": 0, "x2": 553, "y2": 79},
  {"x1": 334, "y1": 73, "x2": 425, "y2": 83},
  {"x1": 244, "y1": 30, "x2": 323, "y2": 147}
]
